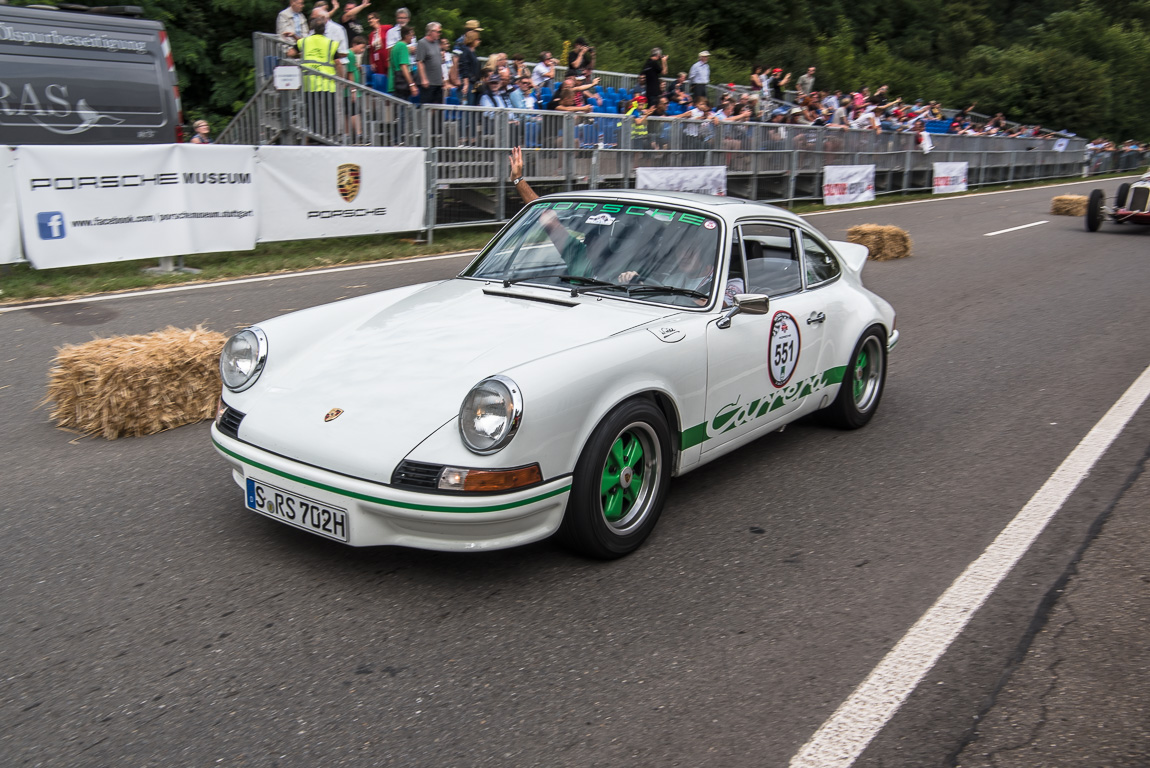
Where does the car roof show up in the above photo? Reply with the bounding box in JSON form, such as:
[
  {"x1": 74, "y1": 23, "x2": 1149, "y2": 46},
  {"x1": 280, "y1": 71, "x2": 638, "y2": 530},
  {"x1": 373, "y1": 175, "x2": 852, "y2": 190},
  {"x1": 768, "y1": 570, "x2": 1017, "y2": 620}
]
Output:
[{"x1": 542, "y1": 189, "x2": 806, "y2": 226}]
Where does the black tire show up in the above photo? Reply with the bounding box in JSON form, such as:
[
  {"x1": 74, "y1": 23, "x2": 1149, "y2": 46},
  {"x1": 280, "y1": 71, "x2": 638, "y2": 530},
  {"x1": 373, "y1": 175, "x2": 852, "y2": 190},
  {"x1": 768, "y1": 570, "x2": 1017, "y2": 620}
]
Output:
[
  {"x1": 818, "y1": 325, "x2": 887, "y2": 430},
  {"x1": 1116, "y1": 183, "x2": 1131, "y2": 210},
  {"x1": 558, "y1": 398, "x2": 672, "y2": 559},
  {"x1": 1085, "y1": 188, "x2": 1105, "y2": 232}
]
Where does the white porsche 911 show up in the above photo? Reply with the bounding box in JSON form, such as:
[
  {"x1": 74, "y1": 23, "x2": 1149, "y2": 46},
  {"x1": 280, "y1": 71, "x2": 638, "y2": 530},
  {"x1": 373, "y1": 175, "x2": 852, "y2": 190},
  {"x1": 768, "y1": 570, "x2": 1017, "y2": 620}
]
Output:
[{"x1": 212, "y1": 191, "x2": 898, "y2": 559}]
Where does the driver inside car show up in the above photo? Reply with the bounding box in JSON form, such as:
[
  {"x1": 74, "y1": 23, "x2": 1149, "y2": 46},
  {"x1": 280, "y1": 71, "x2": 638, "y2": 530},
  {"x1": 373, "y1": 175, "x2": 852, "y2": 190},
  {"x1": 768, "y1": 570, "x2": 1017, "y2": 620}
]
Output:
[{"x1": 507, "y1": 147, "x2": 743, "y2": 306}]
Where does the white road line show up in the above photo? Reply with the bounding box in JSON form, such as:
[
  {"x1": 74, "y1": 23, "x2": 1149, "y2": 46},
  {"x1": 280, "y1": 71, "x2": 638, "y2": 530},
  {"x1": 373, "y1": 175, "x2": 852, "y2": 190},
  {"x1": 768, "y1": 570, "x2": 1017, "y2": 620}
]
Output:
[
  {"x1": 789, "y1": 361, "x2": 1150, "y2": 768},
  {"x1": 0, "y1": 250, "x2": 481, "y2": 314},
  {"x1": 983, "y1": 221, "x2": 1048, "y2": 237}
]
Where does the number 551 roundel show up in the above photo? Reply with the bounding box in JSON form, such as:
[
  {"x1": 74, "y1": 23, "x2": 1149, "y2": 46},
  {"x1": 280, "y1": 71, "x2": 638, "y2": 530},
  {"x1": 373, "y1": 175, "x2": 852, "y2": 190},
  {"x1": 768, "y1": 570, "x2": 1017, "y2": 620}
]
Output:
[{"x1": 212, "y1": 191, "x2": 898, "y2": 559}]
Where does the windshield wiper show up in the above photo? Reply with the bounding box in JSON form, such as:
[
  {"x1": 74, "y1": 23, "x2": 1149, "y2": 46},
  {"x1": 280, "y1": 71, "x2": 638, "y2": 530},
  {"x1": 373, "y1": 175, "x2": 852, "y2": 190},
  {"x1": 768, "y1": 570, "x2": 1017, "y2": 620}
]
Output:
[
  {"x1": 501, "y1": 272, "x2": 569, "y2": 288},
  {"x1": 625, "y1": 284, "x2": 710, "y2": 300},
  {"x1": 559, "y1": 275, "x2": 626, "y2": 296}
]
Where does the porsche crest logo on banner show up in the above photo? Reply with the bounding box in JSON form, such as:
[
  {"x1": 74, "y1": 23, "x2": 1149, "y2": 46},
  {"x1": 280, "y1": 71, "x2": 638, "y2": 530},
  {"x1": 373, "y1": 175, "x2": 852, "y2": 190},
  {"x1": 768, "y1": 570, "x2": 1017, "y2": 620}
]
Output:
[
  {"x1": 337, "y1": 163, "x2": 361, "y2": 202},
  {"x1": 256, "y1": 146, "x2": 427, "y2": 241}
]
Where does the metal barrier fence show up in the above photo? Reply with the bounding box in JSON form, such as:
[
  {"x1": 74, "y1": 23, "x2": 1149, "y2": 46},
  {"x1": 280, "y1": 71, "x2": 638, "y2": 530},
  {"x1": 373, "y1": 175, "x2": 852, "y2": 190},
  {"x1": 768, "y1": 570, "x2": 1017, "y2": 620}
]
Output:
[{"x1": 229, "y1": 42, "x2": 1144, "y2": 239}]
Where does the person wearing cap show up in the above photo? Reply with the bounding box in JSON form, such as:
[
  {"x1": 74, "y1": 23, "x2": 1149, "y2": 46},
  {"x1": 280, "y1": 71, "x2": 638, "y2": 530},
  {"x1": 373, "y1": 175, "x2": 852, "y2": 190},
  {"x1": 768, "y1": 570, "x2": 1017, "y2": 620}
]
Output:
[
  {"x1": 454, "y1": 29, "x2": 481, "y2": 105},
  {"x1": 567, "y1": 37, "x2": 594, "y2": 80},
  {"x1": 454, "y1": 19, "x2": 483, "y2": 49},
  {"x1": 688, "y1": 51, "x2": 710, "y2": 100},
  {"x1": 766, "y1": 68, "x2": 790, "y2": 103}
]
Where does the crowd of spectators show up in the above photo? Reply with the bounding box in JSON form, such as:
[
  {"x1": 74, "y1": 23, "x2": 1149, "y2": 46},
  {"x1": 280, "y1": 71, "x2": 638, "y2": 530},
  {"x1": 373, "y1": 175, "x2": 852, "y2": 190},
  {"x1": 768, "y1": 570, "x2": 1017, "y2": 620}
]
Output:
[{"x1": 268, "y1": 3, "x2": 1147, "y2": 158}]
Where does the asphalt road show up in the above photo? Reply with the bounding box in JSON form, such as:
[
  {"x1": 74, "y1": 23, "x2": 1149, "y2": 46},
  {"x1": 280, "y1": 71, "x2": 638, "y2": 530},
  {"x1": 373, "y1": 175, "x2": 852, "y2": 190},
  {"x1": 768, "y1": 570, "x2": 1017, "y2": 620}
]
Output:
[{"x1": 2, "y1": 177, "x2": 1148, "y2": 767}]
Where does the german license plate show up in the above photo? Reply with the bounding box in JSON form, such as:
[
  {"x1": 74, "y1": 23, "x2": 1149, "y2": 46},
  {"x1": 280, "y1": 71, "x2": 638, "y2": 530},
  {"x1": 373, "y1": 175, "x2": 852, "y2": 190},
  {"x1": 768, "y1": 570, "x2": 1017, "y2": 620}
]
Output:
[{"x1": 245, "y1": 478, "x2": 349, "y2": 543}]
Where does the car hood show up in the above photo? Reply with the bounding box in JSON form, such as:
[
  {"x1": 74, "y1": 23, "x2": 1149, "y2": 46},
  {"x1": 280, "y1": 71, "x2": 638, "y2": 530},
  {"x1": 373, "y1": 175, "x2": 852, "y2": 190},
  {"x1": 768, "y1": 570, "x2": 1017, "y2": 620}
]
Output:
[{"x1": 239, "y1": 279, "x2": 674, "y2": 483}]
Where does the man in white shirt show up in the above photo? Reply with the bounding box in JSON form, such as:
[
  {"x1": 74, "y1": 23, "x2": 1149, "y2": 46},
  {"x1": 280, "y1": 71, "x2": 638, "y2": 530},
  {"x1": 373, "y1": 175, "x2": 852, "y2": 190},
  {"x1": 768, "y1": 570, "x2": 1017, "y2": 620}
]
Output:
[
  {"x1": 532, "y1": 51, "x2": 556, "y2": 89},
  {"x1": 688, "y1": 51, "x2": 710, "y2": 100},
  {"x1": 385, "y1": 7, "x2": 410, "y2": 52},
  {"x1": 310, "y1": 8, "x2": 348, "y2": 56}
]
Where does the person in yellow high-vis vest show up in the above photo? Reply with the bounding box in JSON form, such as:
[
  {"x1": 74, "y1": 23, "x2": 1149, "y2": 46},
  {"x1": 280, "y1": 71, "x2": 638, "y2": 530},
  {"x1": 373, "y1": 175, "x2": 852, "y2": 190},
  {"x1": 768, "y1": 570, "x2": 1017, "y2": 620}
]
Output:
[{"x1": 296, "y1": 16, "x2": 346, "y2": 137}]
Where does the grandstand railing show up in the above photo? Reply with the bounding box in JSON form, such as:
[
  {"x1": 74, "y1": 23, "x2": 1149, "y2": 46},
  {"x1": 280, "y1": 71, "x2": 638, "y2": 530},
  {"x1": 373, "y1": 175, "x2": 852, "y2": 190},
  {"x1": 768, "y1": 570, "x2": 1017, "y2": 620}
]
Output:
[{"x1": 232, "y1": 39, "x2": 1142, "y2": 238}]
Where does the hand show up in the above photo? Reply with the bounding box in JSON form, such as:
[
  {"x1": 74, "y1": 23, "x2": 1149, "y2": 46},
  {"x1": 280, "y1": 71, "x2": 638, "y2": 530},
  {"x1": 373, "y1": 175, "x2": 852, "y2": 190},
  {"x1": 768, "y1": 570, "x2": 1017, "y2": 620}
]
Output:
[
  {"x1": 591, "y1": 77, "x2": 600, "y2": 86},
  {"x1": 617, "y1": 271, "x2": 641, "y2": 284},
  {"x1": 508, "y1": 147, "x2": 524, "y2": 181}
]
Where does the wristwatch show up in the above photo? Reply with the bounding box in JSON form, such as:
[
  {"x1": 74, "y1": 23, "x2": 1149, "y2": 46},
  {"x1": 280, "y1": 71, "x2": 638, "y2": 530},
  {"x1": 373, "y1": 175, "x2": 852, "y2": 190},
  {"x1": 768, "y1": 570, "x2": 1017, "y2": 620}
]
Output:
[{"x1": 511, "y1": 177, "x2": 523, "y2": 185}]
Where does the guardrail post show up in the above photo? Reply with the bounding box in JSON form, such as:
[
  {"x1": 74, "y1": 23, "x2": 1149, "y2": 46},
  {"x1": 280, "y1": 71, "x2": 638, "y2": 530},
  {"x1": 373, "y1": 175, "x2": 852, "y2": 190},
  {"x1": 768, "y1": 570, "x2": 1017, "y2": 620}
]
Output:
[
  {"x1": 903, "y1": 150, "x2": 912, "y2": 193},
  {"x1": 1008, "y1": 151, "x2": 1016, "y2": 184},
  {"x1": 496, "y1": 115, "x2": 508, "y2": 221},
  {"x1": 564, "y1": 114, "x2": 574, "y2": 192},
  {"x1": 590, "y1": 146, "x2": 600, "y2": 190},
  {"x1": 787, "y1": 149, "x2": 798, "y2": 208}
]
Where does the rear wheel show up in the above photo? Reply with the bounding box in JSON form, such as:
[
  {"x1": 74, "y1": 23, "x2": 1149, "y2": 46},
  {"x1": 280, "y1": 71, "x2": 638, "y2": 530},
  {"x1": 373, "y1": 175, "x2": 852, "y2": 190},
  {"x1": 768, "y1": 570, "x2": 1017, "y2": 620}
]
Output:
[
  {"x1": 1085, "y1": 188, "x2": 1105, "y2": 232},
  {"x1": 558, "y1": 398, "x2": 672, "y2": 559},
  {"x1": 818, "y1": 326, "x2": 887, "y2": 430}
]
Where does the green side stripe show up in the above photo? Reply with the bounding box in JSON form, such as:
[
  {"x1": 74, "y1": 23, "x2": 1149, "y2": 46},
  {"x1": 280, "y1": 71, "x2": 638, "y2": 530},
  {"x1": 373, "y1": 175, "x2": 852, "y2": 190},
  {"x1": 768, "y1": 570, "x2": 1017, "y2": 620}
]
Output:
[
  {"x1": 678, "y1": 364, "x2": 850, "y2": 448},
  {"x1": 213, "y1": 438, "x2": 571, "y2": 514},
  {"x1": 680, "y1": 423, "x2": 709, "y2": 450}
]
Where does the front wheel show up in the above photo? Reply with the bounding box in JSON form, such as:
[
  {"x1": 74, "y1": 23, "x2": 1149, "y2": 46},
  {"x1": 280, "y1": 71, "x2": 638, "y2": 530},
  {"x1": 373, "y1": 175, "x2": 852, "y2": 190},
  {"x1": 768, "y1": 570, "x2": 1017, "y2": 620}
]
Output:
[
  {"x1": 558, "y1": 398, "x2": 672, "y2": 559},
  {"x1": 818, "y1": 326, "x2": 887, "y2": 430},
  {"x1": 1085, "y1": 188, "x2": 1105, "y2": 232}
]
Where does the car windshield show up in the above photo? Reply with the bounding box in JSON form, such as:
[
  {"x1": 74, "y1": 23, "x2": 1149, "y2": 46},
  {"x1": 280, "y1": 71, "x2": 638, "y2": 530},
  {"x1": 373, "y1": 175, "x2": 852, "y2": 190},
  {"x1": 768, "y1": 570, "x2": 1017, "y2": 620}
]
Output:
[{"x1": 463, "y1": 199, "x2": 724, "y2": 308}]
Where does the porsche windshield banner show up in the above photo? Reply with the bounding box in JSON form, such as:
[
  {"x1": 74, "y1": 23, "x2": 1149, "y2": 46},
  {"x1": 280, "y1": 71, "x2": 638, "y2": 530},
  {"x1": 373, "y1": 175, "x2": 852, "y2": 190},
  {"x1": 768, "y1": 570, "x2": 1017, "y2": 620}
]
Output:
[
  {"x1": 256, "y1": 146, "x2": 426, "y2": 242},
  {"x1": 14, "y1": 144, "x2": 258, "y2": 268},
  {"x1": 932, "y1": 161, "x2": 968, "y2": 195},
  {"x1": 822, "y1": 165, "x2": 876, "y2": 206},
  {"x1": 0, "y1": 148, "x2": 20, "y2": 265}
]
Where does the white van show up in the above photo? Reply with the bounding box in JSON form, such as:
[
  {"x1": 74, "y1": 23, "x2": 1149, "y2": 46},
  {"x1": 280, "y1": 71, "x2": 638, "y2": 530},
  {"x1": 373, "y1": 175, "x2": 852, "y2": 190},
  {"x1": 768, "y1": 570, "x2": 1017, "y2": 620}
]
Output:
[{"x1": 0, "y1": 4, "x2": 183, "y2": 144}]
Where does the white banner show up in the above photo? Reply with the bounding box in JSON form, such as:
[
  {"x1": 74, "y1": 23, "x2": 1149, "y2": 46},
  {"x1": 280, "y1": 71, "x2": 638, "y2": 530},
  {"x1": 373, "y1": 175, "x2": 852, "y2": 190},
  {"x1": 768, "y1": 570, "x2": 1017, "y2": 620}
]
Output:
[
  {"x1": 635, "y1": 166, "x2": 727, "y2": 196},
  {"x1": 14, "y1": 145, "x2": 257, "y2": 269},
  {"x1": 932, "y1": 161, "x2": 968, "y2": 194},
  {"x1": 256, "y1": 146, "x2": 426, "y2": 242},
  {"x1": 1, "y1": 148, "x2": 21, "y2": 264},
  {"x1": 822, "y1": 165, "x2": 875, "y2": 206}
]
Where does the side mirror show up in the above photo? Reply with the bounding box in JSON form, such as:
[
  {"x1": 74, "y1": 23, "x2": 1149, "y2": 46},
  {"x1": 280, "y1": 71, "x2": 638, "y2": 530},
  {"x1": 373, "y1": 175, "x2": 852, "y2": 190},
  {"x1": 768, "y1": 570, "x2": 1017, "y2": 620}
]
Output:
[{"x1": 716, "y1": 293, "x2": 769, "y2": 329}]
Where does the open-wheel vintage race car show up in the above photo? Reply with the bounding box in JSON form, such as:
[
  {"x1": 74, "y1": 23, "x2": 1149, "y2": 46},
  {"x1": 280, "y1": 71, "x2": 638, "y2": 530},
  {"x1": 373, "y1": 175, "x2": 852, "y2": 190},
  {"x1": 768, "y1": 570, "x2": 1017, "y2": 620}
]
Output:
[{"x1": 1086, "y1": 171, "x2": 1150, "y2": 231}]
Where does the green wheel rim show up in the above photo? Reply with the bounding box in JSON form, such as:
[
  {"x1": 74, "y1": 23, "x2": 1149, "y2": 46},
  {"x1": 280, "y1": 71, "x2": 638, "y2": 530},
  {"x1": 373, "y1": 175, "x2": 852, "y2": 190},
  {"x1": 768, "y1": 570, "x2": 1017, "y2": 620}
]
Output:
[
  {"x1": 598, "y1": 422, "x2": 662, "y2": 534},
  {"x1": 852, "y1": 335, "x2": 884, "y2": 412}
]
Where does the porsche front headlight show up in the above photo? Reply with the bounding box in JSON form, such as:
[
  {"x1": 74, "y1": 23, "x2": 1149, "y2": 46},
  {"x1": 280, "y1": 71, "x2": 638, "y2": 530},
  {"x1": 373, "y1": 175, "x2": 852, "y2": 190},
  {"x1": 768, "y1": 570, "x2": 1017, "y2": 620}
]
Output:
[
  {"x1": 459, "y1": 375, "x2": 523, "y2": 454},
  {"x1": 220, "y1": 327, "x2": 268, "y2": 392}
]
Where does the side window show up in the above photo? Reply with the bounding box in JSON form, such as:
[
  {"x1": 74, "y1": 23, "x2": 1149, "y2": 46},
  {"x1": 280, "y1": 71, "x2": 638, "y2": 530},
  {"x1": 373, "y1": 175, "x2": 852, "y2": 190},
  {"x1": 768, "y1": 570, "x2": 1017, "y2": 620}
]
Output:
[
  {"x1": 740, "y1": 224, "x2": 801, "y2": 297},
  {"x1": 802, "y1": 233, "x2": 841, "y2": 286}
]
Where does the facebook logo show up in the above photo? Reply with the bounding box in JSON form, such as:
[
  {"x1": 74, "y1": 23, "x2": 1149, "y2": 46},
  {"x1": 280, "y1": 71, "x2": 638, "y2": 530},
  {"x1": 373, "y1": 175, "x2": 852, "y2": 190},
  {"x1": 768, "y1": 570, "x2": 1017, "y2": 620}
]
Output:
[{"x1": 37, "y1": 212, "x2": 66, "y2": 240}]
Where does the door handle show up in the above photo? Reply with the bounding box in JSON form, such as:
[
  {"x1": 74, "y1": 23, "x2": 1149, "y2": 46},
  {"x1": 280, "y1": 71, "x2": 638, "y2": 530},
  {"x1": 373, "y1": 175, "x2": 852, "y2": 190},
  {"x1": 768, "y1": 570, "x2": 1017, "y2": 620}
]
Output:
[{"x1": 807, "y1": 312, "x2": 826, "y2": 325}]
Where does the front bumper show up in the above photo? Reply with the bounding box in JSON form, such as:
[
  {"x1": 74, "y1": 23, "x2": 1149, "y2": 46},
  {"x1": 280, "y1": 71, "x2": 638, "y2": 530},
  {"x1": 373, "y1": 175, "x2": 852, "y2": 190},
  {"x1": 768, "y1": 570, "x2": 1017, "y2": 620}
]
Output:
[{"x1": 212, "y1": 427, "x2": 571, "y2": 551}]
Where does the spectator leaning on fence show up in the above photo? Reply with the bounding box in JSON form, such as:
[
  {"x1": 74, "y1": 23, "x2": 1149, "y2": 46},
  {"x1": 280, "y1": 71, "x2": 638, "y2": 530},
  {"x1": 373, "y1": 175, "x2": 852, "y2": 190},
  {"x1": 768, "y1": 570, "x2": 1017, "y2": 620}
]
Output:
[
  {"x1": 276, "y1": 0, "x2": 306, "y2": 43},
  {"x1": 688, "y1": 51, "x2": 710, "y2": 100}
]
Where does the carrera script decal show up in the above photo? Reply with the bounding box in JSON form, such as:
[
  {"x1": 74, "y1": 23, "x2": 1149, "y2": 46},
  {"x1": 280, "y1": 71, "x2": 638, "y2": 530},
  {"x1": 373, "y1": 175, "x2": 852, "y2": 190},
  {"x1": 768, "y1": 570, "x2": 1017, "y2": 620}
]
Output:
[
  {"x1": 678, "y1": 365, "x2": 848, "y2": 449},
  {"x1": 532, "y1": 201, "x2": 714, "y2": 228}
]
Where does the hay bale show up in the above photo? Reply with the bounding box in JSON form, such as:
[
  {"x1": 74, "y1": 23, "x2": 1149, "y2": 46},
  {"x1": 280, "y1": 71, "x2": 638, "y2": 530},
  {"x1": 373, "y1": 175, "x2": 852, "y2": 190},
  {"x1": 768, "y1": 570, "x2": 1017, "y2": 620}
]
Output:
[
  {"x1": 1051, "y1": 195, "x2": 1087, "y2": 216},
  {"x1": 45, "y1": 326, "x2": 227, "y2": 439},
  {"x1": 847, "y1": 224, "x2": 913, "y2": 261}
]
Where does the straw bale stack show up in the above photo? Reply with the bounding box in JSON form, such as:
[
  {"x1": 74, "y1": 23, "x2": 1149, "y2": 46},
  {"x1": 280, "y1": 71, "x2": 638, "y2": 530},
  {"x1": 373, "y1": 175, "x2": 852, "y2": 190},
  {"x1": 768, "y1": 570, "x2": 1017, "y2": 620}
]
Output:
[
  {"x1": 846, "y1": 224, "x2": 913, "y2": 261},
  {"x1": 45, "y1": 326, "x2": 227, "y2": 439},
  {"x1": 1051, "y1": 195, "x2": 1087, "y2": 216}
]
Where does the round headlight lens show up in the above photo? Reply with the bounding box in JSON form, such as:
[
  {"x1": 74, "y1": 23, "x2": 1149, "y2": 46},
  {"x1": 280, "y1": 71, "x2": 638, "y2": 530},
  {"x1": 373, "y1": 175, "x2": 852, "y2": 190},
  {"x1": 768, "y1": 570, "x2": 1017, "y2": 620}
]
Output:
[
  {"x1": 459, "y1": 375, "x2": 523, "y2": 454},
  {"x1": 220, "y1": 328, "x2": 268, "y2": 392}
]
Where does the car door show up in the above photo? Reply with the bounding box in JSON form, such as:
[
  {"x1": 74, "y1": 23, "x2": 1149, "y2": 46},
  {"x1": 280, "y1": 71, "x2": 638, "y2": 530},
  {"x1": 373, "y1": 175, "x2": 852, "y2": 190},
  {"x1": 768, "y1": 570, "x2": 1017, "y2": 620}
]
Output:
[{"x1": 703, "y1": 222, "x2": 827, "y2": 452}]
